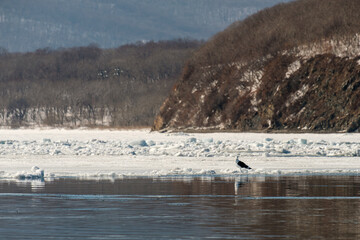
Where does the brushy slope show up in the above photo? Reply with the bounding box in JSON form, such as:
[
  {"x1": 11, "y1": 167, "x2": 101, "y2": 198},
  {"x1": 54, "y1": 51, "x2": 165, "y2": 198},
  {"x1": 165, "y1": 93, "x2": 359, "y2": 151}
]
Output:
[{"x1": 153, "y1": 0, "x2": 360, "y2": 132}]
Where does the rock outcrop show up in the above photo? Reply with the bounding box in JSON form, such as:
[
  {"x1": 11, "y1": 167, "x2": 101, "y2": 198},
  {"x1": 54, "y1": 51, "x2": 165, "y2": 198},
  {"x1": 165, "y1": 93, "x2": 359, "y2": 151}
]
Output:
[{"x1": 153, "y1": 0, "x2": 360, "y2": 132}]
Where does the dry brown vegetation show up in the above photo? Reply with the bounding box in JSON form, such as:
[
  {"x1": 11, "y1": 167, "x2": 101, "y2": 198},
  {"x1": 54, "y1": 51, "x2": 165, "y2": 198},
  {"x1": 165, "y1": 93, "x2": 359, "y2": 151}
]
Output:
[
  {"x1": 0, "y1": 39, "x2": 202, "y2": 127},
  {"x1": 153, "y1": 0, "x2": 360, "y2": 132},
  {"x1": 193, "y1": 0, "x2": 360, "y2": 65}
]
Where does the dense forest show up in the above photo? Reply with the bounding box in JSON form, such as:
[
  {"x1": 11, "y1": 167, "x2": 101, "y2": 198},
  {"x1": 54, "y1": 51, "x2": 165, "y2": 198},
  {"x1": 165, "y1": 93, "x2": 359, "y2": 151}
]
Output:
[{"x1": 0, "y1": 39, "x2": 202, "y2": 128}]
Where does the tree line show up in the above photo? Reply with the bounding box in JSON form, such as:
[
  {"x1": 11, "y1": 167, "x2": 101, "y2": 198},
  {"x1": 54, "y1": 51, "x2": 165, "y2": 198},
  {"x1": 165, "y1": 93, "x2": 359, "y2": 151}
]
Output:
[{"x1": 0, "y1": 39, "x2": 202, "y2": 127}]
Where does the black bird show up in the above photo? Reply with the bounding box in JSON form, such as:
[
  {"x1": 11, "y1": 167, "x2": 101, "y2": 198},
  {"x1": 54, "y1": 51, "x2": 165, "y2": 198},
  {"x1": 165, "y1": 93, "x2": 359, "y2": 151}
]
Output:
[{"x1": 236, "y1": 157, "x2": 251, "y2": 170}]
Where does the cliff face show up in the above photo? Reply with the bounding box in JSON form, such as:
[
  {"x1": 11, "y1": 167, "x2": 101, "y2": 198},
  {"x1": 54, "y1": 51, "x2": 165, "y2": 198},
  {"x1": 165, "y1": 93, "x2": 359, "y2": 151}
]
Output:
[
  {"x1": 154, "y1": 51, "x2": 360, "y2": 132},
  {"x1": 153, "y1": 0, "x2": 360, "y2": 132}
]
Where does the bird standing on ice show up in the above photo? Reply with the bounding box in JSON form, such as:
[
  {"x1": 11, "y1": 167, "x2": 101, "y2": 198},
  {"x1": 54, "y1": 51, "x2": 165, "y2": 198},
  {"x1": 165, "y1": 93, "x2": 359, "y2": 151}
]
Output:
[{"x1": 236, "y1": 156, "x2": 251, "y2": 170}]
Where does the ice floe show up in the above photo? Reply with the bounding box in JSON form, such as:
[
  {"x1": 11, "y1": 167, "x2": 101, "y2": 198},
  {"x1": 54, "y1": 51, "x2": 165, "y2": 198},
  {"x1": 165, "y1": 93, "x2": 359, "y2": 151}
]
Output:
[
  {"x1": 15, "y1": 166, "x2": 44, "y2": 180},
  {"x1": 0, "y1": 129, "x2": 359, "y2": 179}
]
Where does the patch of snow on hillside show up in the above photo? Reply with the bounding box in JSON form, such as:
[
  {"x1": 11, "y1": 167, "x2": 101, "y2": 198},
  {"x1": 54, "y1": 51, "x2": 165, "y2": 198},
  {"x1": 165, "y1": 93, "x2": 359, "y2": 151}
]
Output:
[
  {"x1": 239, "y1": 70, "x2": 263, "y2": 93},
  {"x1": 236, "y1": 69, "x2": 263, "y2": 111},
  {"x1": 200, "y1": 94, "x2": 205, "y2": 104},
  {"x1": 286, "y1": 60, "x2": 301, "y2": 78},
  {"x1": 236, "y1": 85, "x2": 247, "y2": 96},
  {"x1": 228, "y1": 61, "x2": 246, "y2": 70},
  {"x1": 295, "y1": 34, "x2": 360, "y2": 59},
  {"x1": 210, "y1": 80, "x2": 218, "y2": 88},
  {"x1": 285, "y1": 84, "x2": 309, "y2": 107}
]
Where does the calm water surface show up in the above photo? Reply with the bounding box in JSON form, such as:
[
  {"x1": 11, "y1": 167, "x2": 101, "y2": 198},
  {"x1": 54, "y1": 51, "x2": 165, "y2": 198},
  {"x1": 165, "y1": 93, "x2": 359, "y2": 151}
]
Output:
[{"x1": 0, "y1": 175, "x2": 360, "y2": 239}]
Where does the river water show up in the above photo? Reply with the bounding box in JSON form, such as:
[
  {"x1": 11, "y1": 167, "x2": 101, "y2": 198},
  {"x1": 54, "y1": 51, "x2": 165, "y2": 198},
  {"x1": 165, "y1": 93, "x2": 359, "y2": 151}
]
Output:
[{"x1": 0, "y1": 175, "x2": 360, "y2": 239}]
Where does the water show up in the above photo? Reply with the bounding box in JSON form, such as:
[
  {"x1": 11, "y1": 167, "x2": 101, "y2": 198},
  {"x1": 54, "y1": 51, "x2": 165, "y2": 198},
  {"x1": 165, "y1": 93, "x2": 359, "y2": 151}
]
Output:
[{"x1": 0, "y1": 175, "x2": 360, "y2": 239}]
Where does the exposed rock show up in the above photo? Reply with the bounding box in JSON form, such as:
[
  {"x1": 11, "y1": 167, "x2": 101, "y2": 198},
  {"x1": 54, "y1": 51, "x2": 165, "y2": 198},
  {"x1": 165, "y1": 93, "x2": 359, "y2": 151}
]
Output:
[
  {"x1": 154, "y1": 53, "x2": 360, "y2": 132},
  {"x1": 153, "y1": 0, "x2": 360, "y2": 132}
]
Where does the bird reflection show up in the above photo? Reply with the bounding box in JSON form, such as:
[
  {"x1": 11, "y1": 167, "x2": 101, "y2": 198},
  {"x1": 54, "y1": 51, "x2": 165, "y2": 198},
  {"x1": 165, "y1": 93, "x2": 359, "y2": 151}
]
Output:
[{"x1": 234, "y1": 176, "x2": 250, "y2": 195}]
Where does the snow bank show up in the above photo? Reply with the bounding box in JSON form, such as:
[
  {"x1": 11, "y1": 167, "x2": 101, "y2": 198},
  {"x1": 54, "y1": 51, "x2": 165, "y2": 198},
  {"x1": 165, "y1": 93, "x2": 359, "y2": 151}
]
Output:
[{"x1": 0, "y1": 129, "x2": 359, "y2": 180}]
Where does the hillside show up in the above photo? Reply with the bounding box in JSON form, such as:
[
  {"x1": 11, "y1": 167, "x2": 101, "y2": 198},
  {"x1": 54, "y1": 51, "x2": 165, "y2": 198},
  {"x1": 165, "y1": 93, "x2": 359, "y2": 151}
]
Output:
[
  {"x1": 0, "y1": 40, "x2": 201, "y2": 128},
  {"x1": 0, "y1": 0, "x2": 289, "y2": 52},
  {"x1": 153, "y1": 0, "x2": 360, "y2": 132}
]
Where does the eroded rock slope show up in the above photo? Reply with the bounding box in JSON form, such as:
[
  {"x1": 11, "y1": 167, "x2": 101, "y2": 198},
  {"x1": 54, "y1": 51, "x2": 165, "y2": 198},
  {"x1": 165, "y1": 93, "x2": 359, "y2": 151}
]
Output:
[{"x1": 153, "y1": 0, "x2": 360, "y2": 132}]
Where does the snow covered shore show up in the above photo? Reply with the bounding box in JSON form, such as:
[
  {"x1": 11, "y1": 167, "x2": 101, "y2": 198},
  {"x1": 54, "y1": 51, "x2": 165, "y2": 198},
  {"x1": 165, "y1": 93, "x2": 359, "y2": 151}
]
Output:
[{"x1": 0, "y1": 129, "x2": 359, "y2": 180}]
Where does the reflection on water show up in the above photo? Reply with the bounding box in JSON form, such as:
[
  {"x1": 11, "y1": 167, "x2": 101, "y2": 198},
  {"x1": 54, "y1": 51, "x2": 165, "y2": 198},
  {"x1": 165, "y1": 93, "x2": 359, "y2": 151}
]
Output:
[
  {"x1": 0, "y1": 175, "x2": 360, "y2": 239},
  {"x1": 10, "y1": 179, "x2": 46, "y2": 192}
]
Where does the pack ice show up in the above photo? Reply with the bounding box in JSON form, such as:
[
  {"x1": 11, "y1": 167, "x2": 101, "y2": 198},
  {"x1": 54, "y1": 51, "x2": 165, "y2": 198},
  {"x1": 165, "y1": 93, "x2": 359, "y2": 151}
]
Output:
[{"x1": 0, "y1": 129, "x2": 359, "y2": 179}]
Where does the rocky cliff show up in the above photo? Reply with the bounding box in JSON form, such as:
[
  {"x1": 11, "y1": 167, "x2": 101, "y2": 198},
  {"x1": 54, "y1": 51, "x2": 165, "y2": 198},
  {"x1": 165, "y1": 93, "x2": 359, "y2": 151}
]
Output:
[{"x1": 153, "y1": 0, "x2": 360, "y2": 132}]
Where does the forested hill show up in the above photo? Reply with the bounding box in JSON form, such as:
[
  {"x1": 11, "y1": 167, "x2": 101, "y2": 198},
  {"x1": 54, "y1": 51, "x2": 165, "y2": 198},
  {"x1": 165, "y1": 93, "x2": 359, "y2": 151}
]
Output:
[
  {"x1": 0, "y1": 39, "x2": 202, "y2": 128},
  {"x1": 153, "y1": 0, "x2": 360, "y2": 133},
  {"x1": 0, "y1": 0, "x2": 290, "y2": 52}
]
